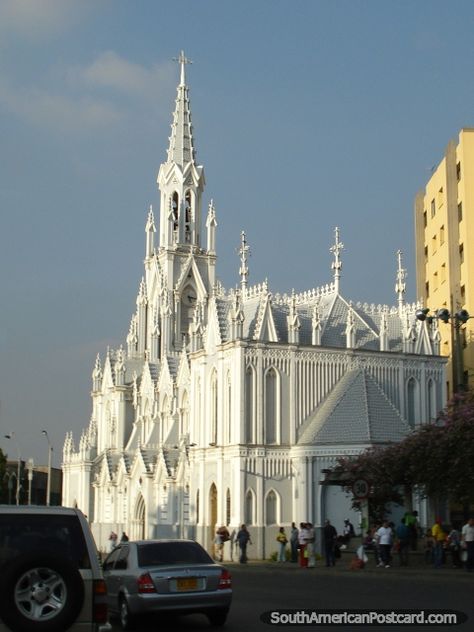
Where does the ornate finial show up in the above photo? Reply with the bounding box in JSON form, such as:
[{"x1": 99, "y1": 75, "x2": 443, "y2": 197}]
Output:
[
  {"x1": 238, "y1": 231, "x2": 251, "y2": 292},
  {"x1": 395, "y1": 249, "x2": 407, "y2": 310},
  {"x1": 173, "y1": 50, "x2": 192, "y2": 86},
  {"x1": 330, "y1": 227, "x2": 344, "y2": 292}
]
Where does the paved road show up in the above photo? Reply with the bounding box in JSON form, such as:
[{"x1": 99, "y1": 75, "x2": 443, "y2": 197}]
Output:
[{"x1": 109, "y1": 561, "x2": 473, "y2": 631}]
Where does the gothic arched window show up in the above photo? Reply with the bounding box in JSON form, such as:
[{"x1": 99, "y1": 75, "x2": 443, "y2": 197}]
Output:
[
  {"x1": 265, "y1": 367, "x2": 279, "y2": 444},
  {"x1": 226, "y1": 488, "x2": 231, "y2": 526},
  {"x1": 184, "y1": 190, "x2": 192, "y2": 242},
  {"x1": 427, "y1": 379, "x2": 436, "y2": 422},
  {"x1": 180, "y1": 391, "x2": 189, "y2": 436},
  {"x1": 265, "y1": 490, "x2": 277, "y2": 525},
  {"x1": 407, "y1": 377, "x2": 418, "y2": 427},
  {"x1": 210, "y1": 371, "x2": 218, "y2": 444},
  {"x1": 172, "y1": 192, "x2": 179, "y2": 232},
  {"x1": 245, "y1": 366, "x2": 255, "y2": 443},
  {"x1": 245, "y1": 489, "x2": 254, "y2": 525},
  {"x1": 226, "y1": 372, "x2": 232, "y2": 444}
]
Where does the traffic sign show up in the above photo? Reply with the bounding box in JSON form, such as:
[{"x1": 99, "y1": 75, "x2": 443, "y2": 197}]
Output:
[{"x1": 352, "y1": 478, "x2": 370, "y2": 499}]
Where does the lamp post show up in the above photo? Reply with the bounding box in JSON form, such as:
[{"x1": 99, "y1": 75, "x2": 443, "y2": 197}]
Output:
[
  {"x1": 4, "y1": 432, "x2": 21, "y2": 505},
  {"x1": 42, "y1": 430, "x2": 53, "y2": 506},
  {"x1": 416, "y1": 307, "x2": 471, "y2": 393},
  {"x1": 27, "y1": 458, "x2": 34, "y2": 505}
]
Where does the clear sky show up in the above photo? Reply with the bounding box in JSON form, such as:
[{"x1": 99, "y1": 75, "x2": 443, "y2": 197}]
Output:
[{"x1": 1, "y1": 0, "x2": 474, "y2": 467}]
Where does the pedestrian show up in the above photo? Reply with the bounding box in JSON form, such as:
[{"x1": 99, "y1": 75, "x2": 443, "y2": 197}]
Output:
[
  {"x1": 447, "y1": 524, "x2": 462, "y2": 568},
  {"x1": 290, "y1": 522, "x2": 299, "y2": 563},
  {"x1": 236, "y1": 524, "x2": 252, "y2": 563},
  {"x1": 375, "y1": 520, "x2": 393, "y2": 568},
  {"x1": 461, "y1": 517, "x2": 474, "y2": 572},
  {"x1": 395, "y1": 518, "x2": 410, "y2": 566},
  {"x1": 216, "y1": 524, "x2": 230, "y2": 561},
  {"x1": 108, "y1": 531, "x2": 118, "y2": 552},
  {"x1": 214, "y1": 529, "x2": 224, "y2": 562},
  {"x1": 306, "y1": 523, "x2": 316, "y2": 567},
  {"x1": 431, "y1": 518, "x2": 446, "y2": 569},
  {"x1": 323, "y1": 519, "x2": 337, "y2": 567},
  {"x1": 298, "y1": 522, "x2": 309, "y2": 567},
  {"x1": 404, "y1": 510, "x2": 419, "y2": 551},
  {"x1": 120, "y1": 531, "x2": 129, "y2": 543},
  {"x1": 341, "y1": 518, "x2": 355, "y2": 545},
  {"x1": 229, "y1": 528, "x2": 236, "y2": 562},
  {"x1": 424, "y1": 528, "x2": 434, "y2": 564},
  {"x1": 276, "y1": 527, "x2": 288, "y2": 562}
]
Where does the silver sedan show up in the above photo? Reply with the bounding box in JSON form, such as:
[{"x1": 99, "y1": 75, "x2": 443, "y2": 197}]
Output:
[{"x1": 102, "y1": 539, "x2": 232, "y2": 630}]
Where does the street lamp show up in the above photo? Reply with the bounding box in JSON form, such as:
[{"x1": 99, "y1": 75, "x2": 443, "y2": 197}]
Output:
[
  {"x1": 4, "y1": 432, "x2": 21, "y2": 505},
  {"x1": 42, "y1": 430, "x2": 53, "y2": 506},
  {"x1": 27, "y1": 458, "x2": 34, "y2": 505},
  {"x1": 416, "y1": 307, "x2": 471, "y2": 393}
]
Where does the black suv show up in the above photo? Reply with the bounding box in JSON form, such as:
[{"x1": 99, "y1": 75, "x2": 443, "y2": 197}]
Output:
[{"x1": 0, "y1": 505, "x2": 110, "y2": 632}]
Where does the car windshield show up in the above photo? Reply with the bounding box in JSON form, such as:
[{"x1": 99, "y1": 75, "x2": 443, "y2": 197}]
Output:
[
  {"x1": 137, "y1": 541, "x2": 213, "y2": 567},
  {"x1": 0, "y1": 514, "x2": 91, "y2": 569}
]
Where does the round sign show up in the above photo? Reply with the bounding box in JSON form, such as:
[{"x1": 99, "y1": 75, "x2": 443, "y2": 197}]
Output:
[{"x1": 352, "y1": 478, "x2": 370, "y2": 499}]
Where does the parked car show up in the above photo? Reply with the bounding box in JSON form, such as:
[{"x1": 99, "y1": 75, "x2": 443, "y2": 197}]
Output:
[
  {"x1": 0, "y1": 505, "x2": 110, "y2": 632},
  {"x1": 103, "y1": 539, "x2": 232, "y2": 629}
]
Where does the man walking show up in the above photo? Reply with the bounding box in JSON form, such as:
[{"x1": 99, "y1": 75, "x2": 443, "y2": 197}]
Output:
[
  {"x1": 323, "y1": 519, "x2": 338, "y2": 567},
  {"x1": 431, "y1": 518, "x2": 446, "y2": 569},
  {"x1": 461, "y1": 517, "x2": 474, "y2": 572},
  {"x1": 290, "y1": 522, "x2": 299, "y2": 563},
  {"x1": 375, "y1": 520, "x2": 393, "y2": 568}
]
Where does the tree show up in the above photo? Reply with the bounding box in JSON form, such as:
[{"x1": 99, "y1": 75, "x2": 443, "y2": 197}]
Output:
[{"x1": 330, "y1": 390, "x2": 474, "y2": 518}]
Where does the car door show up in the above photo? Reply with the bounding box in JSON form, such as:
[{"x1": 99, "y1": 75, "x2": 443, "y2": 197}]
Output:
[{"x1": 103, "y1": 547, "x2": 122, "y2": 612}]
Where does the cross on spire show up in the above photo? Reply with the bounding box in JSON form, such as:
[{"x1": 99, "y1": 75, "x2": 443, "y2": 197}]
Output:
[
  {"x1": 238, "y1": 231, "x2": 251, "y2": 292},
  {"x1": 330, "y1": 226, "x2": 344, "y2": 292},
  {"x1": 395, "y1": 249, "x2": 407, "y2": 310},
  {"x1": 173, "y1": 50, "x2": 193, "y2": 86}
]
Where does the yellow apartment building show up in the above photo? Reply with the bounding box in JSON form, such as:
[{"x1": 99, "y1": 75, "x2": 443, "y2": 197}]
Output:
[{"x1": 415, "y1": 128, "x2": 474, "y2": 398}]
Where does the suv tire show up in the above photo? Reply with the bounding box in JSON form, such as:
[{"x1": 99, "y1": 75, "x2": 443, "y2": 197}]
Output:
[{"x1": 0, "y1": 553, "x2": 85, "y2": 632}]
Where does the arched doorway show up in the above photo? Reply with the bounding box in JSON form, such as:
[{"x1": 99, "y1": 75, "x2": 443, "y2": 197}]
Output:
[
  {"x1": 209, "y1": 483, "x2": 217, "y2": 551},
  {"x1": 133, "y1": 494, "x2": 146, "y2": 540}
]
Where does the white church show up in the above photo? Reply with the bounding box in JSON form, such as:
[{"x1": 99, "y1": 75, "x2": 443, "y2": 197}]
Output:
[{"x1": 62, "y1": 53, "x2": 446, "y2": 558}]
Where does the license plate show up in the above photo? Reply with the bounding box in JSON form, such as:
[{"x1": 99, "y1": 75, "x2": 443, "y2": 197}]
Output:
[{"x1": 176, "y1": 577, "x2": 198, "y2": 591}]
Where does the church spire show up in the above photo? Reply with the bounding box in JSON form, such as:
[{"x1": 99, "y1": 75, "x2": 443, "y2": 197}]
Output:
[
  {"x1": 167, "y1": 51, "x2": 195, "y2": 168},
  {"x1": 395, "y1": 249, "x2": 407, "y2": 313},
  {"x1": 330, "y1": 227, "x2": 344, "y2": 293}
]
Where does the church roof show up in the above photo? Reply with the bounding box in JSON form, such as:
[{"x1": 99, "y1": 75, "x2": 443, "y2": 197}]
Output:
[{"x1": 297, "y1": 368, "x2": 411, "y2": 446}]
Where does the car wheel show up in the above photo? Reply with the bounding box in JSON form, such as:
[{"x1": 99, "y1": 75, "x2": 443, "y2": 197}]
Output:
[
  {"x1": 207, "y1": 607, "x2": 229, "y2": 626},
  {"x1": 0, "y1": 553, "x2": 85, "y2": 632},
  {"x1": 119, "y1": 596, "x2": 136, "y2": 631}
]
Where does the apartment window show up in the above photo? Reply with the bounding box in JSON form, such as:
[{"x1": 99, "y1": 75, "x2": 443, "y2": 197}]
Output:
[
  {"x1": 431, "y1": 199, "x2": 436, "y2": 218},
  {"x1": 458, "y1": 202, "x2": 463, "y2": 222},
  {"x1": 437, "y1": 187, "x2": 444, "y2": 208},
  {"x1": 424, "y1": 245, "x2": 428, "y2": 263},
  {"x1": 459, "y1": 243, "x2": 464, "y2": 264},
  {"x1": 440, "y1": 263, "x2": 446, "y2": 284},
  {"x1": 440, "y1": 225, "x2": 445, "y2": 245},
  {"x1": 423, "y1": 211, "x2": 427, "y2": 228},
  {"x1": 456, "y1": 162, "x2": 461, "y2": 182}
]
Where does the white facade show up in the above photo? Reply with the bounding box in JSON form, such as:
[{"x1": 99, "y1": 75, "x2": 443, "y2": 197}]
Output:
[{"x1": 62, "y1": 54, "x2": 446, "y2": 558}]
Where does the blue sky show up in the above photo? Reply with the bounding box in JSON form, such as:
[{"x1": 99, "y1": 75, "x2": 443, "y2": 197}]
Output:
[{"x1": 1, "y1": 0, "x2": 474, "y2": 466}]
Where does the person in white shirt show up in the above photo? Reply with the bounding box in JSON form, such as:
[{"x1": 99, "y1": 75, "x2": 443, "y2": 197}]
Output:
[
  {"x1": 375, "y1": 520, "x2": 393, "y2": 568},
  {"x1": 461, "y1": 517, "x2": 474, "y2": 572}
]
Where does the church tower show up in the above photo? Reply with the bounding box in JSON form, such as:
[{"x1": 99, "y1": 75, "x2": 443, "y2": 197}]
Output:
[{"x1": 143, "y1": 52, "x2": 216, "y2": 356}]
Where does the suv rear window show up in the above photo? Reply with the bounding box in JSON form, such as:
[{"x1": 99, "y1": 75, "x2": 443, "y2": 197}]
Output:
[
  {"x1": 137, "y1": 541, "x2": 213, "y2": 567},
  {"x1": 0, "y1": 514, "x2": 91, "y2": 569}
]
